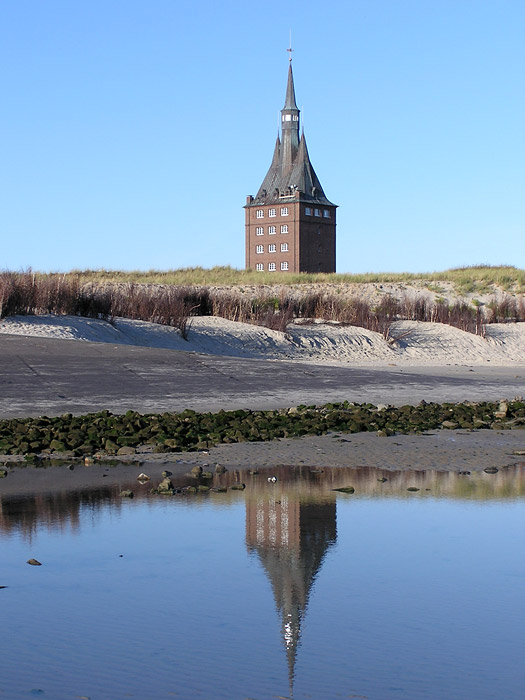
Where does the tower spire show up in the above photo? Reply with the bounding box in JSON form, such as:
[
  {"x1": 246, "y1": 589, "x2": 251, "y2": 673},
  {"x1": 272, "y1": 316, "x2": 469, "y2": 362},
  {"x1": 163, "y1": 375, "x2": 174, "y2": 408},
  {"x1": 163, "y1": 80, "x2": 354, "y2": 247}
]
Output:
[{"x1": 283, "y1": 62, "x2": 299, "y2": 111}]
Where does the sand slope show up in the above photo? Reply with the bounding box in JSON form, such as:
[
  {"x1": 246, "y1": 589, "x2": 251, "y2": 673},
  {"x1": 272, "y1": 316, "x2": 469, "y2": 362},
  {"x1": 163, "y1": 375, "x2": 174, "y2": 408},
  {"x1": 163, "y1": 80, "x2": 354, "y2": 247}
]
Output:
[{"x1": 1, "y1": 314, "x2": 524, "y2": 366}]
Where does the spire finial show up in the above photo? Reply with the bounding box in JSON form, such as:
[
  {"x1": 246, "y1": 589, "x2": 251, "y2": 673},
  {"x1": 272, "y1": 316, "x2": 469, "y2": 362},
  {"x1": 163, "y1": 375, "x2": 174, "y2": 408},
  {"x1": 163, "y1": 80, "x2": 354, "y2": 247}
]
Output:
[{"x1": 287, "y1": 30, "x2": 293, "y2": 62}]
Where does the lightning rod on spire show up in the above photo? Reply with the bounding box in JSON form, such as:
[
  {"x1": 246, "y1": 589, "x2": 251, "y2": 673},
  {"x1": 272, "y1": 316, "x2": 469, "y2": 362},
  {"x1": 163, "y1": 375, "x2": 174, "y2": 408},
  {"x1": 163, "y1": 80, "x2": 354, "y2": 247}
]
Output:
[{"x1": 287, "y1": 30, "x2": 293, "y2": 62}]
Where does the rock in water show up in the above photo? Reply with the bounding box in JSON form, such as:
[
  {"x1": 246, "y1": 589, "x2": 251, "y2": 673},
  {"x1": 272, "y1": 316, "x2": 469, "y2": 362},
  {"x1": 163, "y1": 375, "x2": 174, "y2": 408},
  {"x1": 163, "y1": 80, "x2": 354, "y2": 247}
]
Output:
[
  {"x1": 156, "y1": 477, "x2": 175, "y2": 494},
  {"x1": 119, "y1": 490, "x2": 134, "y2": 498}
]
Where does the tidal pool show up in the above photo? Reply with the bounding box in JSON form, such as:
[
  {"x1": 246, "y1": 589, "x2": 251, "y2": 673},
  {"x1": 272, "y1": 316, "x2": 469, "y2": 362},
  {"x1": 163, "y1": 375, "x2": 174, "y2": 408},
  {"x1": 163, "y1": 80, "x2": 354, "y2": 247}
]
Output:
[{"x1": 1, "y1": 465, "x2": 524, "y2": 700}]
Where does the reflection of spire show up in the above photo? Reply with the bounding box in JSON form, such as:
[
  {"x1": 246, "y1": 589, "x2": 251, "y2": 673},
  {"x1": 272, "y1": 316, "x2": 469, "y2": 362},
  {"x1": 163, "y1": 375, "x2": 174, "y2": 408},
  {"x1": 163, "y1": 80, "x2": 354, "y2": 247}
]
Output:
[{"x1": 246, "y1": 493, "x2": 337, "y2": 694}]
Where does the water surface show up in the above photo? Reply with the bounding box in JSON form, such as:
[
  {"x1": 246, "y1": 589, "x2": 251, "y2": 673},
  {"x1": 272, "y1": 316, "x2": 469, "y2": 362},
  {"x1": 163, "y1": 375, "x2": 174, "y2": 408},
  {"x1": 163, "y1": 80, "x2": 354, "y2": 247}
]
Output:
[{"x1": 1, "y1": 465, "x2": 524, "y2": 700}]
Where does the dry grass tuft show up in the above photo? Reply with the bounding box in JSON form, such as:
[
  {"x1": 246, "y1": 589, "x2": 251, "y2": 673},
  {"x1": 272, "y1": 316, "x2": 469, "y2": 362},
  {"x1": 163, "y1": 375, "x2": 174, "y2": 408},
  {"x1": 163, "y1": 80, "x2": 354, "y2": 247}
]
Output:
[{"x1": 1, "y1": 270, "x2": 524, "y2": 339}]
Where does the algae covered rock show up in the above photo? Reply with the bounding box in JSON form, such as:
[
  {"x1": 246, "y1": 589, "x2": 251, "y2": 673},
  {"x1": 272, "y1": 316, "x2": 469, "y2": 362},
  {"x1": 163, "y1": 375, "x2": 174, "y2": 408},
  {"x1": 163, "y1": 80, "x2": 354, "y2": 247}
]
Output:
[{"x1": 156, "y1": 477, "x2": 175, "y2": 494}]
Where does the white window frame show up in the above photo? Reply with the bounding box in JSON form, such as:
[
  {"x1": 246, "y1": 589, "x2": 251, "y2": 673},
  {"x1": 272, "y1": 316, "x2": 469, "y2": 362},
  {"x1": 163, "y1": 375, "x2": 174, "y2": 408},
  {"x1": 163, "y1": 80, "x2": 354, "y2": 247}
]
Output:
[
  {"x1": 256, "y1": 209, "x2": 264, "y2": 219},
  {"x1": 268, "y1": 225, "x2": 276, "y2": 234},
  {"x1": 268, "y1": 244, "x2": 276, "y2": 253},
  {"x1": 281, "y1": 261, "x2": 289, "y2": 270},
  {"x1": 280, "y1": 207, "x2": 289, "y2": 216},
  {"x1": 268, "y1": 208, "x2": 276, "y2": 217},
  {"x1": 256, "y1": 245, "x2": 264, "y2": 254},
  {"x1": 280, "y1": 243, "x2": 288, "y2": 252},
  {"x1": 256, "y1": 263, "x2": 264, "y2": 271},
  {"x1": 255, "y1": 226, "x2": 263, "y2": 235},
  {"x1": 280, "y1": 224, "x2": 288, "y2": 234},
  {"x1": 268, "y1": 262, "x2": 276, "y2": 271}
]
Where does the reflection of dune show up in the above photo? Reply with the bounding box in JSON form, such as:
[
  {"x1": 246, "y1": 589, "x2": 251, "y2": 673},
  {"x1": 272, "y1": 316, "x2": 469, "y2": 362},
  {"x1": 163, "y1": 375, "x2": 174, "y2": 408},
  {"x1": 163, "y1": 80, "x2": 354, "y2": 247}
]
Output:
[
  {"x1": 0, "y1": 464, "x2": 523, "y2": 540},
  {"x1": 219, "y1": 463, "x2": 525, "y2": 500},
  {"x1": 0, "y1": 487, "x2": 121, "y2": 540}
]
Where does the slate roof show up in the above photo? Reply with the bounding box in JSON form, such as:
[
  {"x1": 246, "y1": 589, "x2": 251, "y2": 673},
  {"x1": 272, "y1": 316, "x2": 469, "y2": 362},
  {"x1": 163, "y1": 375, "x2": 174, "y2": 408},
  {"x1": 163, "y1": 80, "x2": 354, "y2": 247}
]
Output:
[{"x1": 251, "y1": 64, "x2": 335, "y2": 207}]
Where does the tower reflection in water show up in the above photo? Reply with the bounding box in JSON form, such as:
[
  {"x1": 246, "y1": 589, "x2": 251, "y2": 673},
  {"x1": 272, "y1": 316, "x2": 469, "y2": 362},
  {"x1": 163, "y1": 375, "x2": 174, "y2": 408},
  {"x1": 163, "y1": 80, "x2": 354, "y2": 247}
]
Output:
[{"x1": 245, "y1": 480, "x2": 337, "y2": 692}]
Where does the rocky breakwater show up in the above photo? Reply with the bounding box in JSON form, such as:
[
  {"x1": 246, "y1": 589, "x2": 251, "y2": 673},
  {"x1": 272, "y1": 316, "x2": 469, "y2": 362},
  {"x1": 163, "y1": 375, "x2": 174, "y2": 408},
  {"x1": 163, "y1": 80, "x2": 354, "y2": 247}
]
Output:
[{"x1": 0, "y1": 401, "x2": 523, "y2": 465}]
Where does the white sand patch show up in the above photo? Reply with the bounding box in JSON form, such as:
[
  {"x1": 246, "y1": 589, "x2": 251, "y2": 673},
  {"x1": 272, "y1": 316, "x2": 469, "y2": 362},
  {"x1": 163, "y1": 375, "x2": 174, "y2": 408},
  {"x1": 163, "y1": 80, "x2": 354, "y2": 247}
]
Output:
[{"x1": 1, "y1": 314, "x2": 524, "y2": 366}]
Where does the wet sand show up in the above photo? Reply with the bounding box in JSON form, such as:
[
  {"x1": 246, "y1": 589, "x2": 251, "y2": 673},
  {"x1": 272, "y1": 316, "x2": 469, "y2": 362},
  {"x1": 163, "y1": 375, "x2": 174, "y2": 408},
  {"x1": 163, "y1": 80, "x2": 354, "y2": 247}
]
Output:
[
  {"x1": 0, "y1": 334, "x2": 524, "y2": 417},
  {"x1": 1, "y1": 333, "x2": 524, "y2": 492}
]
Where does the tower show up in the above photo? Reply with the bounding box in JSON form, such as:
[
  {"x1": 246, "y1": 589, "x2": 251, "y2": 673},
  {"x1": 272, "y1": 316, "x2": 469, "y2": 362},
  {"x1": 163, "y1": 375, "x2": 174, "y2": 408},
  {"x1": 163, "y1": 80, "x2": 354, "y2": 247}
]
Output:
[{"x1": 245, "y1": 60, "x2": 337, "y2": 273}]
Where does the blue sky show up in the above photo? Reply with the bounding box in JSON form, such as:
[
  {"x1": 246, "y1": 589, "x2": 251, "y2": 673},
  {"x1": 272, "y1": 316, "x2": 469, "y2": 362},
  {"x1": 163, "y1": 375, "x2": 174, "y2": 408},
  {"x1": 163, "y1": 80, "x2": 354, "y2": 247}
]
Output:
[{"x1": 1, "y1": 0, "x2": 524, "y2": 273}]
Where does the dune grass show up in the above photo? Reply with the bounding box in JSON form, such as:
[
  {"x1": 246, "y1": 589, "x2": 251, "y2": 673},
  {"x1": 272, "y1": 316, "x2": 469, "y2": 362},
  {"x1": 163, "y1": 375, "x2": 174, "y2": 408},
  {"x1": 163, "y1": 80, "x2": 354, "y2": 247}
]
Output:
[
  {"x1": 2, "y1": 270, "x2": 524, "y2": 338},
  {"x1": 53, "y1": 264, "x2": 525, "y2": 292}
]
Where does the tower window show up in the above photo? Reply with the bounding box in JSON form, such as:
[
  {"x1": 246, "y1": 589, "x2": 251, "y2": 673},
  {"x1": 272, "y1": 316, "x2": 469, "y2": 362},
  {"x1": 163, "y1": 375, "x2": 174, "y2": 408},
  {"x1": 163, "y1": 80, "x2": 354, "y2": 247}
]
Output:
[
  {"x1": 256, "y1": 245, "x2": 264, "y2": 254},
  {"x1": 281, "y1": 262, "x2": 289, "y2": 270},
  {"x1": 323, "y1": 209, "x2": 331, "y2": 218},
  {"x1": 256, "y1": 263, "x2": 264, "y2": 271},
  {"x1": 256, "y1": 209, "x2": 264, "y2": 218},
  {"x1": 280, "y1": 224, "x2": 288, "y2": 234},
  {"x1": 269, "y1": 208, "x2": 276, "y2": 217},
  {"x1": 268, "y1": 225, "x2": 276, "y2": 234},
  {"x1": 305, "y1": 207, "x2": 312, "y2": 216},
  {"x1": 314, "y1": 208, "x2": 321, "y2": 216},
  {"x1": 280, "y1": 207, "x2": 288, "y2": 216},
  {"x1": 268, "y1": 244, "x2": 276, "y2": 253},
  {"x1": 255, "y1": 227, "x2": 263, "y2": 235},
  {"x1": 268, "y1": 262, "x2": 276, "y2": 271},
  {"x1": 281, "y1": 243, "x2": 288, "y2": 252}
]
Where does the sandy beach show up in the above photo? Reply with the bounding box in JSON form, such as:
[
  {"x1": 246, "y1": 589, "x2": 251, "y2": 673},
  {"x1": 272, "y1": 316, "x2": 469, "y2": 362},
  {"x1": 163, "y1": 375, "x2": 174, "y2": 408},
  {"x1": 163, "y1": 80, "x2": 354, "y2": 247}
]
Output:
[{"x1": 0, "y1": 314, "x2": 524, "y2": 480}]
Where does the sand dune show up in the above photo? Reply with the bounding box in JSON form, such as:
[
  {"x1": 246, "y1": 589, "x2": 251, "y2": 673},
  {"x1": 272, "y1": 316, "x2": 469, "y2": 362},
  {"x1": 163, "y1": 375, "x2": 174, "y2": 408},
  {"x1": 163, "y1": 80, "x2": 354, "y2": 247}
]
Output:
[{"x1": 1, "y1": 314, "x2": 524, "y2": 366}]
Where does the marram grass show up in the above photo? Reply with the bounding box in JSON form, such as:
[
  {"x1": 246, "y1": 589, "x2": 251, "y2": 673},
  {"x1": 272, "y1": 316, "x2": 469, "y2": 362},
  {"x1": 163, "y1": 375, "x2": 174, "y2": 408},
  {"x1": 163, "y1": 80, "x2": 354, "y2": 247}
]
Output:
[{"x1": 56, "y1": 265, "x2": 525, "y2": 292}]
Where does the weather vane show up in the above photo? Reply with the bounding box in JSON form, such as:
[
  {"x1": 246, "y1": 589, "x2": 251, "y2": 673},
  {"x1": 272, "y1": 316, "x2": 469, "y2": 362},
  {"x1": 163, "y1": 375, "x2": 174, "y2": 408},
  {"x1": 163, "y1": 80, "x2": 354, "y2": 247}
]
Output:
[{"x1": 287, "y1": 30, "x2": 293, "y2": 61}]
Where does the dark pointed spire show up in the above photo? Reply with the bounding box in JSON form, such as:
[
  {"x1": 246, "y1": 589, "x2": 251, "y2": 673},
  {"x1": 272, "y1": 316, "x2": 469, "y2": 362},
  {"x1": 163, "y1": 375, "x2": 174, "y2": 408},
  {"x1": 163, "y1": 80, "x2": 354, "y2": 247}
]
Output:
[
  {"x1": 252, "y1": 60, "x2": 335, "y2": 205},
  {"x1": 283, "y1": 63, "x2": 298, "y2": 110}
]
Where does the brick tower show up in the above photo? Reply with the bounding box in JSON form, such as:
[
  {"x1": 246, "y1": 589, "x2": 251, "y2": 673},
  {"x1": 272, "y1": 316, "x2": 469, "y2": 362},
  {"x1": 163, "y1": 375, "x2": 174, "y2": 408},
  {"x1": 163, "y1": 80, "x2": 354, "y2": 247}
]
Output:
[{"x1": 245, "y1": 60, "x2": 337, "y2": 273}]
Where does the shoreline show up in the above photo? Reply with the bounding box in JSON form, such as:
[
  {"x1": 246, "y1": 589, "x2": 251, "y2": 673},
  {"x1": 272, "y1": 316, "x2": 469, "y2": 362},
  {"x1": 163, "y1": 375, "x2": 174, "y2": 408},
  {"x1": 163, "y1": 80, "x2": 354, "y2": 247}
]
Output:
[{"x1": 1, "y1": 430, "x2": 525, "y2": 497}]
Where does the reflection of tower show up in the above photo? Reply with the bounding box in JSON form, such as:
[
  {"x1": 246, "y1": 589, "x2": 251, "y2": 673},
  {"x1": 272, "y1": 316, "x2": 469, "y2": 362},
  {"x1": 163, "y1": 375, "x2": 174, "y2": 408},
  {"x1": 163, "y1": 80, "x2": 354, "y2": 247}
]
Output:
[{"x1": 246, "y1": 490, "x2": 337, "y2": 694}]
